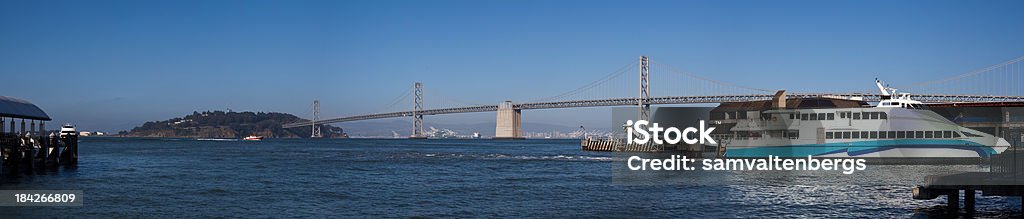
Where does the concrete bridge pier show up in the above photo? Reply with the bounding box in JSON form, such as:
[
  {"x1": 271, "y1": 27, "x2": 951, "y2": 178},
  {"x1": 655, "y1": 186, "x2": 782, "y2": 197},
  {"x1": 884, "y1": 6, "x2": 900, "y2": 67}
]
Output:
[{"x1": 494, "y1": 101, "x2": 524, "y2": 139}]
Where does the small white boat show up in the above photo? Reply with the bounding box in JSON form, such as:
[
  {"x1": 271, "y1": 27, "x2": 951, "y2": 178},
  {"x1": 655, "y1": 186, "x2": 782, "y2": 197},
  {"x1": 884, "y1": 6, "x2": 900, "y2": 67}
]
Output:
[
  {"x1": 243, "y1": 135, "x2": 264, "y2": 141},
  {"x1": 60, "y1": 124, "x2": 77, "y2": 137}
]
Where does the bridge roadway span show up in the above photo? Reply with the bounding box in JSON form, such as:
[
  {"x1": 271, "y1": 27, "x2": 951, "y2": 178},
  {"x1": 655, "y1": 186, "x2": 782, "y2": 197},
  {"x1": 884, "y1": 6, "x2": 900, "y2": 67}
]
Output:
[{"x1": 282, "y1": 93, "x2": 1024, "y2": 128}]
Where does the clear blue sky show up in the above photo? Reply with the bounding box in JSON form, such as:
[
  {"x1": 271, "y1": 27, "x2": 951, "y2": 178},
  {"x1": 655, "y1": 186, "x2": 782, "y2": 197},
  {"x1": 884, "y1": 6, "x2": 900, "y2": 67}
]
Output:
[{"x1": 2, "y1": 0, "x2": 1023, "y2": 132}]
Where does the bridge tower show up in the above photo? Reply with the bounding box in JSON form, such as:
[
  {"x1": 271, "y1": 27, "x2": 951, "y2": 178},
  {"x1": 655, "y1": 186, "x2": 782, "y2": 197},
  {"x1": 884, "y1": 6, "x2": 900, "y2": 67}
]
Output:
[
  {"x1": 494, "y1": 101, "x2": 523, "y2": 139},
  {"x1": 639, "y1": 56, "x2": 650, "y2": 122},
  {"x1": 411, "y1": 82, "x2": 426, "y2": 139},
  {"x1": 311, "y1": 100, "x2": 322, "y2": 138}
]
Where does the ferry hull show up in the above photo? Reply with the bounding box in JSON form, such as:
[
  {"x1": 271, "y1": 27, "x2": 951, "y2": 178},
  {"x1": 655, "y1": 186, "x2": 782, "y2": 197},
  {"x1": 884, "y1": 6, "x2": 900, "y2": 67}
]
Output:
[{"x1": 726, "y1": 139, "x2": 1009, "y2": 158}]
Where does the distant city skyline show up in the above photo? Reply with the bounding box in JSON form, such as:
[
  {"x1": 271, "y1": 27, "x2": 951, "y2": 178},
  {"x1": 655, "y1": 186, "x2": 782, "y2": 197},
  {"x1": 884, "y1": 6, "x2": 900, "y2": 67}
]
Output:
[{"x1": 2, "y1": 0, "x2": 1024, "y2": 132}]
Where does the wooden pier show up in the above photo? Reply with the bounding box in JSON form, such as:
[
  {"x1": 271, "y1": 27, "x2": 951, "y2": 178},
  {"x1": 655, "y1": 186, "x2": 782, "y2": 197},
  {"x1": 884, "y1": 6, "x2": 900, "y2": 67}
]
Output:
[
  {"x1": 0, "y1": 133, "x2": 78, "y2": 171},
  {"x1": 912, "y1": 172, "x2": 1023, "y2": 212},
  {"x1": 913, "y1": 150, "x2": 1024, "y2": 213},
  {"x1": 0, "y1": 96, "x2": 78, "y2": 172}
]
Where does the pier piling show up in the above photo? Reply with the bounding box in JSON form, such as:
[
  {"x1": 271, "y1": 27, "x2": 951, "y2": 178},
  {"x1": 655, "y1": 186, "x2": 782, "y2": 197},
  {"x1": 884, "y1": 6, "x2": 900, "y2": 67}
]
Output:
[
  {"x1": 964, "y1": 189, "x2": 976, "y2": 212},
  {"x1": 946, "y1": 190, "x2": 959, "y2": 211}
]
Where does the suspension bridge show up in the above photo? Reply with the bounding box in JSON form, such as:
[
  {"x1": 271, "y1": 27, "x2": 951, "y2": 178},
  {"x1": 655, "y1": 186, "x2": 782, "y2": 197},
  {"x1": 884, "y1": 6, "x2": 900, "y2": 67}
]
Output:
[{"x1": 283, "y1": 56, "x2": 1024, "y2": 139}]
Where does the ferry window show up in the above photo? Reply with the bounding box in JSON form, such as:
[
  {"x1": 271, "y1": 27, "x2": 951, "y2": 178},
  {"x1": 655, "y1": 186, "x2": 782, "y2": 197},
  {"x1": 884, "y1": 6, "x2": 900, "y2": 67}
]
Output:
[
  {"x1": 897, "y1": 131, "x2": 906, "y2": 138},
  {"x1": 801, "y1": 114, "x2": 808, "y2": 120},
  {"x1": 790, "y1": 114, "x2": 795, "y2": 119},
  {"x1": 852, "y1": 131, "x2": 860, "y2": 139},
  {"x1": 880, "y1": 112, "x2": 888, "y2": 119},
  {"x1": 888, "y1": 131, "x2": 896, "y2": 138},
  {"x1": 853, "y1": 113, "x2": 861, "y2": 120},
  {"x1": 869, "y1": 112, "x2": 878, "y2": 119},
  {"x1": 962, "y1": 132, "x2": 983, "y2": 137},
  {"x1": 818, "y1": 113, "x2": 826, "y2": 120},
  {"x1": 925, "y1": 131, "x2": 934, "y2": 138},
  {"x1": 827, "y1": 113, "x2": 834, "y2": 120},
  {"x1": 810, "y1": 113, "x2": 818, "y2": 120},
  {"x1": 826, "y1": 132, "x2": 834, "y2": 139},
  {"x1": 842, "y1": 132, "x2": 851, "y2": 139},
  {"x1": 840, "y1": 112, "x2": 847, "y2": 118},
  {"x1": 869, "y1": 131, "x2": 878, "y2": 139},
  {"x1": 943, "y1": 131, "x2": 952, "y2": 138},
  {"x1": 784, "y1": 130, "x2": 799, "y2": 139},
  {"x1": 879, "y1": 131, "x2": 888, "y2": 139},
  {"x1": 916, "y1": 131, "x2": 925, "y2": 138},
  {"x1": 953, "y1": 132, "x2": 962, "y2": 138},
  {"x1": 861, "y1": 131, "x2": 869, "y2": 138}
]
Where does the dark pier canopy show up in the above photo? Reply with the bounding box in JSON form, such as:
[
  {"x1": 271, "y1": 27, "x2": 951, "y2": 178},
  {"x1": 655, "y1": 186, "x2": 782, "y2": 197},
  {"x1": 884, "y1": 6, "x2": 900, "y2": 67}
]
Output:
[{"x1": 0, "y1": 96, "x2": 51, "y2": 121}]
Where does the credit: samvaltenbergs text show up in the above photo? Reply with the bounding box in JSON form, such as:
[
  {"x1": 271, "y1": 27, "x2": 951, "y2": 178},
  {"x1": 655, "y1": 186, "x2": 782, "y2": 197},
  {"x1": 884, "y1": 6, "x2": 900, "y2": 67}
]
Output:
[{"x1": 627, "y1": 155, "x2": 867, "y2": 174}]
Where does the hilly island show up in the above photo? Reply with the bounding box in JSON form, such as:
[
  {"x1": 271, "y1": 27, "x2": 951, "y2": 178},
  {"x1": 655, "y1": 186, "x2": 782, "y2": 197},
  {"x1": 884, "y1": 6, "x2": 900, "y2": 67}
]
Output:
[{"x1": 121, "y1": 111, "x2": 346, "y2": 138}]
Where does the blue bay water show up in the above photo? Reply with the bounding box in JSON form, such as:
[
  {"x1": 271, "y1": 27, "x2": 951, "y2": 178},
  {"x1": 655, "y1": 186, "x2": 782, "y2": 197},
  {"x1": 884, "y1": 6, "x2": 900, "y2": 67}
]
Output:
[{"x1": 0, "y1": 138, "x2": 1020, "y2": 218}]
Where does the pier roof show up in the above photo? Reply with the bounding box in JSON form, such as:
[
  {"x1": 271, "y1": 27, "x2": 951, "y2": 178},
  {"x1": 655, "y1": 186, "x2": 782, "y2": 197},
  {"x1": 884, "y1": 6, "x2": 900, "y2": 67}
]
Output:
[{"x1": 0, "y1": 96, "x2": 51, "y2": 121}]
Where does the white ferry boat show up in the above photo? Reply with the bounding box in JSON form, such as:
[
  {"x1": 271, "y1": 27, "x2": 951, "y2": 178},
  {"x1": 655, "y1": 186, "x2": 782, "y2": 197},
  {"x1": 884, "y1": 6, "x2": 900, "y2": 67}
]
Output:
[
  {"x1": 243, "y1": 135, "x2": 264, "y2": 141},
  {"x1": 715, "y1": 80, "x2": 1010, "y2": 158}
]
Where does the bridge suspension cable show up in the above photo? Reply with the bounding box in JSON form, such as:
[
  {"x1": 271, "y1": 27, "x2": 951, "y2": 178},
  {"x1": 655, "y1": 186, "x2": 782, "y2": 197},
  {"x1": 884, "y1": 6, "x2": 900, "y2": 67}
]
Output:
[
  {"x1": 649, "y1": 60, "x2": 775, "y2": 96},
  {"x1": 424, "y1": 86, "x2": 487, "y2": 109},
  {"x1": 902, "y1": 56, "x2": 1024, "y2": 97},
  {"x1": 530, "y1": 61, "x2": 637, "y2": 102},
  {"x1": 361, "y1": 85, "x2": 414, "y2": 117}
]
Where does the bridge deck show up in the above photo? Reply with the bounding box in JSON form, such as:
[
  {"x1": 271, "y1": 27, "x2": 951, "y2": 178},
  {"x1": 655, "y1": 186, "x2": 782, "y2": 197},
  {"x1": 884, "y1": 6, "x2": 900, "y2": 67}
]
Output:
[{"x1": 282, "y1": 94, "x2": 1024, "y2": 128}]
